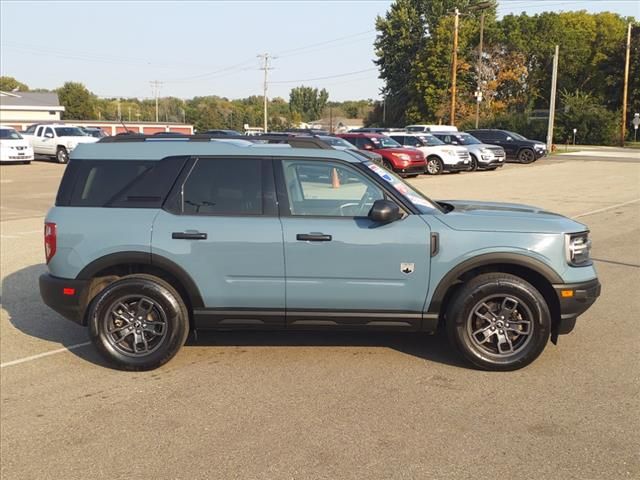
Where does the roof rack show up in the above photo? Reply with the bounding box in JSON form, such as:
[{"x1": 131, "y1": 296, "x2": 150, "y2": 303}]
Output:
[{"x1": 98, "y1": 134, "x2": 333, "y2": 149}]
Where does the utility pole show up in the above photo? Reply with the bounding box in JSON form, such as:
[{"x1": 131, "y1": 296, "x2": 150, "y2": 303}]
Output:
[
  {"x1": 128, "y1": 106, "x2": 131, "y2": 122},
  {"x1": 257, "y1": 53, "x2": 275, "y2": 133},
  {"x1": 382, "y1": 97, "x2": 386, "y2": 126},
  {"x1": 475, "y1": 11, "x2": 485, "y2": 128},
  {"x1": 546, "y1": 45, "x2": 559, "y2": 153},
  {"x1": 150, "y1": 80, "x2": 163, "y2": 123},
  {"x1": 450, "y1": 8, "x2": 460, "y2": 125},
  {"x1": 116, "y1": 98, "x2": 121, "y2": 121},
  {"x1": 621, "y1": 22, "x2": 632, "y2": 146}
]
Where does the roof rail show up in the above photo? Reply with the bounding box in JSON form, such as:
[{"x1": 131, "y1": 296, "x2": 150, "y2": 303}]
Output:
[{"x1": 98, "y1": 134, "x2": 333, "y2": 149}]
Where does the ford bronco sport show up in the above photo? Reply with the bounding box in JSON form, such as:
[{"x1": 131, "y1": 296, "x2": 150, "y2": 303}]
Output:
[{"x1": 39, "y1": 135, "x2": 600, "y2": 371}]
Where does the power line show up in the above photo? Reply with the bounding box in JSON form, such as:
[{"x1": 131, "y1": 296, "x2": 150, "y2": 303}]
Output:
[
  {"x1": 275, "y1": 29, "x2": 375, "y2": 58},
  {"x1": 271, "y1": 68, "x2": 377, "y2": 84}
]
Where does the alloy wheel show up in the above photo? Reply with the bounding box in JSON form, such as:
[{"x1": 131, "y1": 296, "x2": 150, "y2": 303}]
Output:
[{"x1": 466, "y1": 295, "x2": 533, "y2": 356}]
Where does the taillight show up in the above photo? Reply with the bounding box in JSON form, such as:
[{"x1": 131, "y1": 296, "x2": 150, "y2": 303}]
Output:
[{"x1": 44, "y1": 222, "x2": 57, "y2": 264}]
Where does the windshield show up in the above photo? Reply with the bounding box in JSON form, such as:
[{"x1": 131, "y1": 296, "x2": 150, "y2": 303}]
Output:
[
  {"x1": 417, "y1": 134, "x2": 445, "y2": 146},
  {"x1": 55, "y1": 127, "x2": 85, "y2": 137},
  {"x1": 0, "y1": 129, "x2": 23, "y2": 139},
  {"x1": 369, "y1": 136, "x2": 401, "y2": 149},
  {"x1": 365, "y1": 162, "x2": 441, "y2": 214},
  {"x1": 319, "y1": 136, "x2": 353, "y2": 148},
  {"x1": 507, "y1": 131, "x2": 528, "y2": 141},
  {"x1": 451, "y1": 133, "x2": 481, "y2": 145}
]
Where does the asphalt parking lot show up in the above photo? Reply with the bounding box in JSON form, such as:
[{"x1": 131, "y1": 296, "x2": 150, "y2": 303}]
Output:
[{"x1": 1, "y1": 152, "x2": 639, "y2": 479}]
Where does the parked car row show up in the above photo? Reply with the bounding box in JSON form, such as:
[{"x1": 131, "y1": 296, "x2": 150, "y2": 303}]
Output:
[{"x1": 350, "y1": 125, "x2": 547, "y2": 166}]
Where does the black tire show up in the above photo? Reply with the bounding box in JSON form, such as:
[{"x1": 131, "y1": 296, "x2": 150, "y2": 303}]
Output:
[
  {"x1": 22, "y1": 161, "x2": 31, "y2": 165},
  {"x1": 469, "y1": 154, "x2": 479, "y2": 171},
  {"x1": 445, "y1": 273, "x2": 551, "y2": 371},
  {"x1": 56, "y1": 146, "x2": 69, "y2": 164},
  {"x1": 517, "y1": 148, "x2": 535, "y2": 164},
  {"x1": 382, "y1": 159, "x2": 394, "y2": 172},
  {"x1": 426, "y1": 156, "x2": 443, "y2": 175},
  {"x1": 88, "y1": 274, "x2": 189, "y2": 371}
]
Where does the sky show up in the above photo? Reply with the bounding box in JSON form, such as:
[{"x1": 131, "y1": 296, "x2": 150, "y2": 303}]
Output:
[{"x1": 1, "y1": 0, "x2": 638, "y2": 102}]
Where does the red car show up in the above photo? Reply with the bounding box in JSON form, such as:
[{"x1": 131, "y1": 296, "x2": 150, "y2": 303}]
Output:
[{"x1": 336, "y1": 133, "x2": 426, "y2": 176}]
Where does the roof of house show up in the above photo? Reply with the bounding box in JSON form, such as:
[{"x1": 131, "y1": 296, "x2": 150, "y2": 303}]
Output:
[
  {"x1": 0, "y1": 91, "x2": 64, "y2": 109},
  {"x1": 309, "y1": 117, "x2": 364, "y2": 127}
]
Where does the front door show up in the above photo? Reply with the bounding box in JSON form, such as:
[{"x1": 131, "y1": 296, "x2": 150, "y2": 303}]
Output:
[
  {"x1": 277, "y1": 158, "x2": 431, "y2": 330},
  {"x1": 152, "y1": 157, "x2": 285, "y2": 328},
  {"x1": 41, "y1": 126, "x2": 56, "y2": 155}
]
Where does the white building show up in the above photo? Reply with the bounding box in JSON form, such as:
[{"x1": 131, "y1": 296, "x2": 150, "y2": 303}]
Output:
[{"x1": 0, "y1": 91, "x2": 65, "y2": 125}]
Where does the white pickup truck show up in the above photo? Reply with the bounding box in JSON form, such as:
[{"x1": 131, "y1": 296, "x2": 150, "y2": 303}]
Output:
[{"x1": 22, "y1": 124, "x2": 99, "y2": 163}]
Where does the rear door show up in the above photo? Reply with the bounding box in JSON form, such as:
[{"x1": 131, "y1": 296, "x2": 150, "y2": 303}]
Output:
[
  {"x1": 152, "y1": 156, "x2": 285, "y2": 328},
  {"x1": 276, "y1": 158, "x2": 431, "y2": 330}
]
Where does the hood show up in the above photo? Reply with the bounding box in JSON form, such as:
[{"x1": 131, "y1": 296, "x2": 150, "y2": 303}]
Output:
[
  {"x1": 375, "y1": 147, "x2": 423, "y2": 159},
  {"x1": 436, "y1": 200, "x2": 587, "y2": 234},
  {"x1": 0, "y1": 138, "x2": 31, "y2": 148}
]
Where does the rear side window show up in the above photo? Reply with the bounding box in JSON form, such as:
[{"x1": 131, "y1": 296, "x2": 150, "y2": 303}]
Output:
[
  {"x1": 181, "y1": 158, "x2": 263, "y2": 215},
  {"x1": 57, "y1": 157, "x2": 188, "y2": 208}
]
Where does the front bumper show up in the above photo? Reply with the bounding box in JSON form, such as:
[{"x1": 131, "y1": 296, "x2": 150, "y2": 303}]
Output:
[
  {"x1": 443, "y1": 160, "x2": 470, "y2": 172},
  {"x1": 39, "y1": 274, "x2": 90, "y2": 325},
  {"x1": 553, "y1": 278, "x2": 601, "y2": 334},
  {"x1": 397, "y1": 163, "x2": 426, "y2": 175}
]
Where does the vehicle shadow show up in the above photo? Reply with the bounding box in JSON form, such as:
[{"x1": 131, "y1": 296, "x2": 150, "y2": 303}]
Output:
[
  {"x1": 3, "y1": 264, "x2": 466, "y2": 370},
  {"x1": 2, "y1": 264, "x2": 108, "y2": 367}
]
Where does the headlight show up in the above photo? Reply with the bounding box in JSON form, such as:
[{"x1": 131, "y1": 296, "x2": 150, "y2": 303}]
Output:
[
  {"x1": 534, "y1": 144, "x2": 546, "y2": 151},
  {"x1": 480, "y1": 148, "x2": 492, "y2": 155},
  {"x1": 392, "y1": 153, "x2": 410, "y2": 161},
  {"x1": 565, "y1": 232, "x2": 592, "y2": 266},
  {"x1": 441, "y1": 148, "x2": 457, "y2": 156}
]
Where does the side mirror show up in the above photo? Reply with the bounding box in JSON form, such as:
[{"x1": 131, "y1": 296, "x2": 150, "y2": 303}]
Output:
[
  {"x1": 45, "y1": 132, "x2": 54, "y2": 138},
  {"x1": 369, "y1": 199, "x2": 402, "y2": 224},
  {"x1": 506, "y1": 136, "x2": 512, "y2": 141}
]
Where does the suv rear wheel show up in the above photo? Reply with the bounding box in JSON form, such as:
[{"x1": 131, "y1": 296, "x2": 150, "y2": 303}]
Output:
[
  {"x1": 88, "y1": 274, "x2": 189, "y2": 371},
  {"x1": 446, "y1": 273, "x2": 550, "y2": 371}
]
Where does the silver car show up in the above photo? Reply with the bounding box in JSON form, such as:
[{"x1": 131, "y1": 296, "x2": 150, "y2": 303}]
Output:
[{"x1": 431, "y1": 131, "x2": 505, "y2": 171}]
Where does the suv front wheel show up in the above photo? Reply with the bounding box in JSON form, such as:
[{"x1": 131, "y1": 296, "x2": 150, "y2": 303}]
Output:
[
  {"x1": 88, "y1": 274, "x2": 189, "y2": 371},
  {"x1": 446, "y1": 273, "x2": 550, "y2": 371}
]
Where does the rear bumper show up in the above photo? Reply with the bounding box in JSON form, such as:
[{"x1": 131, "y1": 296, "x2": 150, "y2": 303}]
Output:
[
  {"x1": 553, "y1": 278, "x2": 601, "y2": 334},
  {"x1": 39, "y1": 274, "x2": 90, "y2": 325}
]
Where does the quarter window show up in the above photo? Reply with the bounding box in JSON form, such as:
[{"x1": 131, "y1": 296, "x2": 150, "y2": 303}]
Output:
[
  {"x1": 182, "y1": 158, "x2": 263, "y2": 215},
  {"x1": 282, "y1": 160, "x2": 384, "y2": 217}
]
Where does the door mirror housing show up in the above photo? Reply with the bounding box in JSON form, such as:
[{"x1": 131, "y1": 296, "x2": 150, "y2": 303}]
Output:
[
  {"x1": 506, "y1": 136, "x2": 512, "y2": 141},
  {"x1": 45, "y1": 132, "x2": 54, "y2": 138},
  {"x1": 369, "y1": 199, "x2": 402, "y2": 224}
]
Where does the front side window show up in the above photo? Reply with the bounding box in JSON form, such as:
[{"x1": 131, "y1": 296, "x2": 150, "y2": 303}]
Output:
[
  {"x1": 44, "y1": 127, "x2": 54, "y2": 138},
  {"x1": 55, "y1": 127, "x2": 85, "y2": 137},
  {"x1": 282, "y1": 160, "x2": 384, "y2": 217},
  {"x1": 182, "y1": 158, "x2": 263, "y2": 215}
]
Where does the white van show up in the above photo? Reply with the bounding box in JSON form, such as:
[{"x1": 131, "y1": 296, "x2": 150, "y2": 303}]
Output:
[{"x1": 405, "y1": 124, "x2": 458, "y2": 133}]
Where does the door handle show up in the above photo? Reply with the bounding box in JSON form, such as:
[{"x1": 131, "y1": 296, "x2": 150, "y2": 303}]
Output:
[
  {"x1": 296, "y1": 233, "x2": 332, "y2": 242},
  {"x1": 172, "y1": 231, "x2": 207, "y2": 240}
]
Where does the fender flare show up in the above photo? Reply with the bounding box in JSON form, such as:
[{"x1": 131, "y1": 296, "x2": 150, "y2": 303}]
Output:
[
  {"x1": 426, "y1": 253, "x2": 563, "y2": 314},
  {"x1": 76, "y1": 251, "x2": 204, "y2": 308}
]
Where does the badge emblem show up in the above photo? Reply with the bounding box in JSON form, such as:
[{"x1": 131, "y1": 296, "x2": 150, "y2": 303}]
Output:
[{"x1": 400, "y1": 263, "x2": 415, "y2": 275}]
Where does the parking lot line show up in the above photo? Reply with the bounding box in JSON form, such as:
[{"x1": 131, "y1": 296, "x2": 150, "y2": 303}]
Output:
[
  {"x1": 0, "y1": 341, "x2": 91, "y2": 369},
  {"x1": 575, "y1": 198, "x2": 640, "y2": 218}
]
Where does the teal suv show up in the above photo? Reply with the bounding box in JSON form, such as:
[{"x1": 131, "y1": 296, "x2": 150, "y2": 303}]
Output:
[{"x1": 39, "y1": 136, "x2": 600, "y2": 371}]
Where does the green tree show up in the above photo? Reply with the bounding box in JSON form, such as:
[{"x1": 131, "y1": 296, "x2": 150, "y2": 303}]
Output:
[
  {"x1": 0, "y1": 76, "x2": 29, "y2": 92},
  {"x1": 57, "y1": 82, "x2": 97, "y2": 119},
  {"x1": 289, "y1": 86, "x2": 329, "y2": 122}
]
